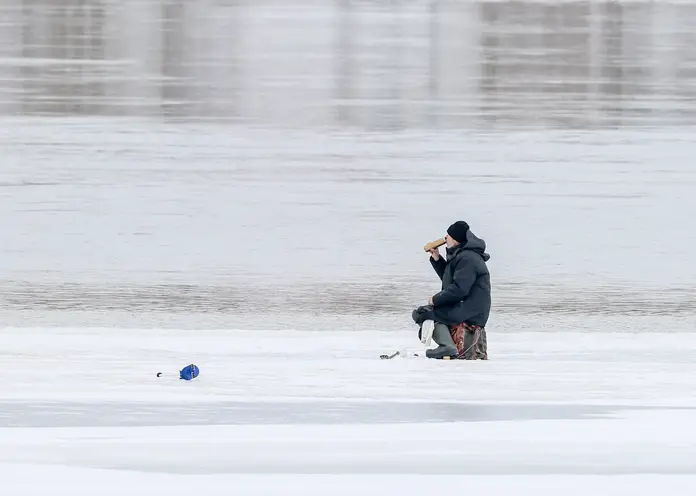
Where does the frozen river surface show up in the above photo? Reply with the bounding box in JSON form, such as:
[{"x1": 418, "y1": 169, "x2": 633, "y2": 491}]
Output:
[
  {"x1": 3, "y1": 327, "x2": 696, "y2": 494},
  {"x1": 2, "y1": 1, "x2": 696, "y2": 493},
  {"x1": 1, "y1": 0, "x2": 696, "y2": 330},
  {"x1": 1, "y1": 120, "x2": 695, "y2": 330}
]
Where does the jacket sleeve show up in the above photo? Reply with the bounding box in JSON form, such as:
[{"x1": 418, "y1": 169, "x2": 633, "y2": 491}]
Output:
[
  {"x1": 431, "y1": 256, "x2": 477, "y2": 306},
  {"x1": 430, "y1": 256, "x2": 447, "y2": 281}
]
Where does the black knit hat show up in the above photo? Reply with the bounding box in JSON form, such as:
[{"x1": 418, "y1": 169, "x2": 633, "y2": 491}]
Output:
[{"x1": 447, "y1": 221, "x2": 470, "y2": 243}]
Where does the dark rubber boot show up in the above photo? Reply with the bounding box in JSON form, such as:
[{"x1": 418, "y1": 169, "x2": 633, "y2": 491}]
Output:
[{"x1": 425, "y1": 323, "x2": 457, "y2": 359}]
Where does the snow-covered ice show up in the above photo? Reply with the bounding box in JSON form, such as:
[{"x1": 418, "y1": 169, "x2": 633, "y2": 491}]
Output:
[{"x1": 3, "y1": 327, "x2": 696, "y2": 494}]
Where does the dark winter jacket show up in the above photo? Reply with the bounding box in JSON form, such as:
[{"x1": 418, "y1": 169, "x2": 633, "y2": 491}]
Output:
[{"x1": 428, "y1": 230, "x2": 491, "y2": 327}]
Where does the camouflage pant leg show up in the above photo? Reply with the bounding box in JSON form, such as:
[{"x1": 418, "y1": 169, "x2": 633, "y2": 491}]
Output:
[{"x1": 449, "y1": 323, "x2": 488, "y2": 360}]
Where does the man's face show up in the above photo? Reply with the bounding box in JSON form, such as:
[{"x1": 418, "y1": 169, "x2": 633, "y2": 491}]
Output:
[{"x1": 445, "y1": 233, "x2": 459, "y2": 248}]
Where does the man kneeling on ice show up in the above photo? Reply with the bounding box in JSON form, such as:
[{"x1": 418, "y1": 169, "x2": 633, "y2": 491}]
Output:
[{"x1": 412, "y1": 221, "x2": 491, "y2": 360}]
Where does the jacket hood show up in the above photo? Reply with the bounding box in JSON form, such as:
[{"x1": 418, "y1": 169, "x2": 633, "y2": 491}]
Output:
[{"x1": 447, "y1": 230, "x2": 490, "y2": 262}]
